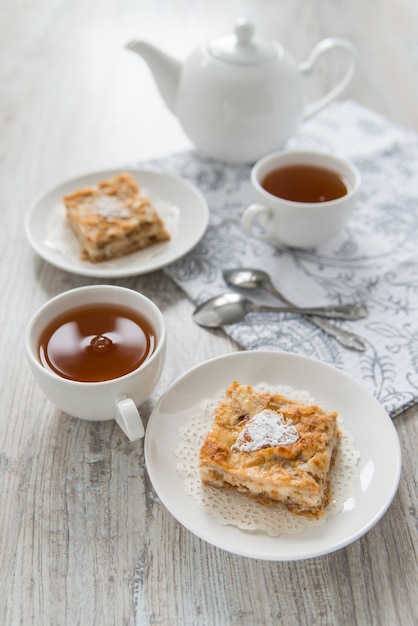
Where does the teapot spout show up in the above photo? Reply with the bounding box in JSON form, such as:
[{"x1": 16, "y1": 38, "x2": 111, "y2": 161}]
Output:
[{"x1": 126, "y1": 40, "x2": 182, "y2": 114}]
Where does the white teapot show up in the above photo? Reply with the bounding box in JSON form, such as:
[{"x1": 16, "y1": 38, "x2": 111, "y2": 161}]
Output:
[{"x1": 126, "y1": 20, "x2": 357, "y2": 164}]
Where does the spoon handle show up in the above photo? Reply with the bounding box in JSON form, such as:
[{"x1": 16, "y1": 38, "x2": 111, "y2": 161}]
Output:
[
  {"x1": 306, "y1": 316, "x2": 366, "y2": 351},
  {"x1": 253, "y1": 303, "x2": 367, "y2": 320},
  {"x1": 263, "y1": 286, "x2": 367, "y2": 351}
]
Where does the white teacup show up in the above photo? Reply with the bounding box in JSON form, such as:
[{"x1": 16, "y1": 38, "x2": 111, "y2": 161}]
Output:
[
  {"x1": 241, "y1": 150, "x2": 361, "y2": 249},
  {"x1": 24, "y1": 285, "x2": 166, "y2": 441}
]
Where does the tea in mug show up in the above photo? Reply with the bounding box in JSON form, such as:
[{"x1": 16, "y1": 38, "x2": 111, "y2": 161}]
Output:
[
  {"x1": 261, "y1": 163, "x2": 348, "y2": 203},
  {"x1": 39, "y1": 303, "x2": 156, "y2": 382}
]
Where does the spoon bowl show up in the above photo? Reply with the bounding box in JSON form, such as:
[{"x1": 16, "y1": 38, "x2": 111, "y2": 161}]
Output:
[{"x1": 224, "y1": 268, "x2": 278, "y2": 293}]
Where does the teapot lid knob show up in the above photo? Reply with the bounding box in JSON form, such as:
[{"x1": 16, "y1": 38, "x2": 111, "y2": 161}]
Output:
[
  {"x1": 207, "y1": 19, "x2": 278, "y2": 65},
  {"x1": 234, "y1": 20, "x2": 255, "y2": 45}
]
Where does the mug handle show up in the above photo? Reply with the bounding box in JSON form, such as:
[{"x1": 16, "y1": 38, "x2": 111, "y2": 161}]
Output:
[
  {"x1": 241, "y1": 203, "x2": 274, "y2": 241},
  {"x1": 300, "y1": 37, "x2": 358, "y2": 119},
  {"x1": 115, "y1": 396, "x2": 145, "y2": 441}
]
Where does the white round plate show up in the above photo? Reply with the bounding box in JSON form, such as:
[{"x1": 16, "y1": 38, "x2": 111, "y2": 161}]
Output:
[
  {"x1": 145, "y1": 350, "x2": 401, "y2": 561},
  {"x1": 25, "y1": 168, "x2": 209, "y2": 277}
]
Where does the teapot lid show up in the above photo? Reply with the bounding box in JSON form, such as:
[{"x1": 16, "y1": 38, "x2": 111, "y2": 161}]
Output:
[{"x1": 207, "y1": 20, "x2": 279, "y2": 65}]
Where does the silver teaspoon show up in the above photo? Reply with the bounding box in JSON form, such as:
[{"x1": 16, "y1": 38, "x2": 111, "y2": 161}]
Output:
[
  {"x1": 223, "y1": 268, "x2": 367, "y2": 352},
  {"x1": 193, "y1": 292, "x2": 366, "y2": 328}
]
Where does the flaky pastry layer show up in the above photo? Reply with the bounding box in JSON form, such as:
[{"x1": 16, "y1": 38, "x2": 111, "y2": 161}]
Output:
[
  {"x1": 63, "y1": 172, "x2": 170, "y2": 262},
  {"x1": 199, "y1": 381, "x2": 340, "y2": 518}
]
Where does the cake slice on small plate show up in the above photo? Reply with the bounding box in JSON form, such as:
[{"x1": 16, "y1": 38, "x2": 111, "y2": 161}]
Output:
[
  {"x1": 199, "y1": 381, "x2": 341, "y2": 518},
  {"x1": 63, "y1": 172, "x2": 170, "y2": 262}
]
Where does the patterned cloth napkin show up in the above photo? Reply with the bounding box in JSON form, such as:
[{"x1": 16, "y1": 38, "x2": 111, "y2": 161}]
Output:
[{"x1": 142, "y1": 100, "x2": 418, "y2": 417}]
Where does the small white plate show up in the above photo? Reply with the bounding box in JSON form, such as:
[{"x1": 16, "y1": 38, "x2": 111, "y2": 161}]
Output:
[
  {"x1": 25, "y1": 168, "x2": 209, "y2": 277},
  {"x1": 145, "y1": 351, "x2": 401, "y2": 561}
]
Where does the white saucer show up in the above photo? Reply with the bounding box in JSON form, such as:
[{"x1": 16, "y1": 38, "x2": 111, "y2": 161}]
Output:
[
  {"x1": 24, "y1": 168, "x2": 209, "y2": 277},
  {"x1": 144, "y1": 351, "x2": 401, "y2": 561}
]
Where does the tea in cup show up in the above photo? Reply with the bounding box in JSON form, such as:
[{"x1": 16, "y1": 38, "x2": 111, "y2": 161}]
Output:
[
  {"x1": 241, "y1": 150, "x2": 361, "y2": 248},
  {"x1": 25, "y1": 285, "x2": 166, "y2": 441}
]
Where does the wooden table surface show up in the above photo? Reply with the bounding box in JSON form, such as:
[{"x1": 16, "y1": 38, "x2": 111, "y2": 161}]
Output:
[{"x1": 1, "y1": 1, "x2": 417, "y2": 624}]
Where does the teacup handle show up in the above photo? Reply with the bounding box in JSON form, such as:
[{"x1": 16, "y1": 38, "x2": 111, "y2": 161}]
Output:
[
  {"x1": 300, "y1": 37, "x2": 358, "y2": 119},
  {"x1": 241, "y1": 203, "x2": 274, "y2": 242},
  {"x1": 115, "y1": 396, "x2": 145, "y2": 441}
]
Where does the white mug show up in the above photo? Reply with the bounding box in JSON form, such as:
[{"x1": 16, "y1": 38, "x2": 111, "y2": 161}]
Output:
[
  {"x1": 241, "y1": 150, "x2": 361, "y2": 249},
  {"x1": 24, "y1": 285, "x2": 166, "y2": 441}
]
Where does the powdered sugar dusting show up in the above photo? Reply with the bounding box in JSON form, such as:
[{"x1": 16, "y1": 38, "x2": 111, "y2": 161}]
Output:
[
  {"x1": 232, "y1": 409, "x2": 299, "y2": 452},
  {"x1": 94, "y1": 195, "x2": 132, "y2": 218}
]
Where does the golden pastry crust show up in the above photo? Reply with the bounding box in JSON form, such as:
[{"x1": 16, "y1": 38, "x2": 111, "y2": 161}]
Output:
[
  {"x1": 199, "y1": 381, "x2": 340, "y2": 518},
  {"x1": 63, "y1": 172, "x2": 170, "y2": 262}
]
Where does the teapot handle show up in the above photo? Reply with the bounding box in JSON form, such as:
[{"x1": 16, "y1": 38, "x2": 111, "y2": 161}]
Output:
[{"x1": 300, "y1": 38, "x2": 358, "y2": 119}]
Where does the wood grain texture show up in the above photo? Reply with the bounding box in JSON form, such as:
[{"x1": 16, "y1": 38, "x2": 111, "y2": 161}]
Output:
[{"x1": 0, "y1": 1, "x2": 417, "y2": 624}]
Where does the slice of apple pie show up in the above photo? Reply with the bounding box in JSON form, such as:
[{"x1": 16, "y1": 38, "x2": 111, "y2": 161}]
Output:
[
  {"x1": 199, "y1": 381, "x2": 341, "y2": 518},
  {"x1": 63, "y1": 172, "x2": 170, "y2": 262}
]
